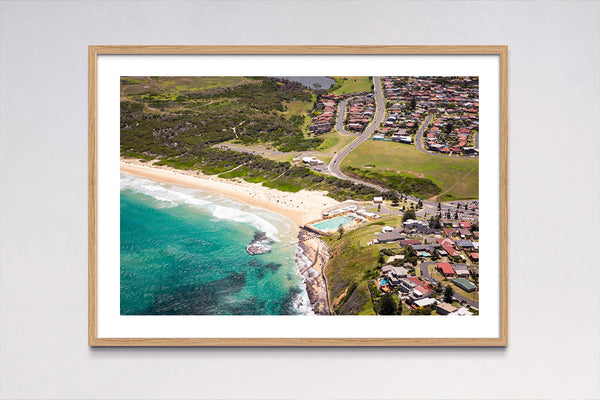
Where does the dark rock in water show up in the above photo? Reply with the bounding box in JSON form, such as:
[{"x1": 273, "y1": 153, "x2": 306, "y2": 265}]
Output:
[
  {"x1": 264, "y1": 262, "x2": 280, "y2": 271},
  {"x1": 253, "y1": 231, "x2": 271, "y2": 243},
  {"x1": 246, "y1": 243, "x2": 271, "y2": 255},
  {"x1": 246, "y1": 231, "x2": 273, "y2": 255}
]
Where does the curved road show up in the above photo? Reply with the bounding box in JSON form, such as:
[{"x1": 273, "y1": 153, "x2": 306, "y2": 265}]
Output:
[
  {"x1": 414, "y1": 115, "x2": 478, "y2": 160},
  {"x1": 328, "y1": 77, "x2": 388, "y2": 192},
  {"x1": 335, "y1": 97, "x2": 359, "y2": 136}
]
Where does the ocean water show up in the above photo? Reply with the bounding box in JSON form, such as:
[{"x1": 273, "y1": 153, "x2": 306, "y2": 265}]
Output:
[{"x1": 120, "y1": 173, "x2": 313, "y2": 315}]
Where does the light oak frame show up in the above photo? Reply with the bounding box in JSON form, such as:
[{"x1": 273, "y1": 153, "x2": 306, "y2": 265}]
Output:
[{"x1": 89, "y1": 45, "x2": 508, "y2": 346}]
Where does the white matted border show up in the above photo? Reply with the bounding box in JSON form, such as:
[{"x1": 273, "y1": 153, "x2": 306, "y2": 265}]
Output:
[{"x1": 96, "y1": 54, "x2": 500, "y2": 339}]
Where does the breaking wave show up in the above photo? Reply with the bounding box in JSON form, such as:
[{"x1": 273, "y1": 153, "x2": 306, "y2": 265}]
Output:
[{"x1": 120, "y1": 173, "x2": 280, "y2": 241}]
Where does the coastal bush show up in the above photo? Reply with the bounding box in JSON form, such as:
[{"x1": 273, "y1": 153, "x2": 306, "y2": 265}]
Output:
[{"x1": 344, "y1": 166, "x2": 440, "y2": 199}]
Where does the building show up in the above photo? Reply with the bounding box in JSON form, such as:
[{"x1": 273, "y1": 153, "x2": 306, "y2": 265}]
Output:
[
  {"x1": 376, "y1": 229, "x2": 405, "y2": 243},
  {"x1": 301, "y1": 156, "x2": 324, "y2": 166},
  {"x1": 436, "y1": 302, "x2": 458, "y2": 315},
  {"x1": 468, "y1": 252, "x2": 479, "y2": 263},
  {"x1": 453, "y1": 278, "x2": 477, "y2": 292},
  {"x1": 403, "y1": 219, "x2": 428, "y2": 229},
  {"x1": 456, "y1": 239, "x2": 474, "y2": 249},
  {"x1": 452, "y1": 264, "x2": 470, "y2": 277},
  {"x1": 373, "y1": 196, "x2": 384, "y2": 204},
  {"x1": 384, "y1": 266, "x2": 409, "y2": 285},
  {"x1": 449, "y1": 307, "x2": 473, "y2": 316},
  {"x1": 437, "y1": 262, "x2": 455, "y2": 277},
  {"x1": 413, "y1": 298, "x2": 437, "y2": 308},
  {"x1": 399, "y1": 239, "x2": 421, "y2": 246}
]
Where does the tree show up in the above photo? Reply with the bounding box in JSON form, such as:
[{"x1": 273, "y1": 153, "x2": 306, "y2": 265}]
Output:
[
  {"x1": 431, "y1": 249, "x2": 440, "y2": 261},
  {"x1": 437, "y1": 202, "x2": 441, "y2": 211},
  {"x1": 377, "y1": 204, "x2": 381, "y2": 212},
  {"x1": 409, "y1": 97, "x2": 417, "y2": 110},
  {"x1": 418, "y1": 199, "x2": 423, "y2": 208},
  {"x1": 444, "y1": 285, "x2": 454, "y2": 303},
  {"x1": 337, "y1": 225, "x2": 345, "y2": 239},
  {"x1": 403, "y1": 209, "x2": 416, "y2": 222},
  {"x1": 378, "y1": 254, "x2": 385, "y2": 265},
  {"x1": 379, "y1": 293, "x2": 398, "y2": 315},
  {"x1": 435, "y1": 282, "x2": 443, "y2": 294}
]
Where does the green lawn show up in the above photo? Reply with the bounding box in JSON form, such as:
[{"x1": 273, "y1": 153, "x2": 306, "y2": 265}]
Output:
[
  {"x1": 316, "y1": 130, "x2": 356, "y2": 154},
  {"x1": 262, "y1": 153, "x2": 295, "y2": 163},
  {"x1": 430, "y1": 269, "x2": 479, "y2": 302},
  {"x1": 282, "y1": 100, "x2": 313, "y2": 116},
  {"x1": 341, "y1": 140, "x2": 479, "y2": 201},
  {"x1": 329, "y1": 77, "x2": 373, "y2": 95}
]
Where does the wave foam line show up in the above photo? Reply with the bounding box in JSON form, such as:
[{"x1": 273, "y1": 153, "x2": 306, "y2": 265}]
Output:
[{"x1": 121, "y1": 174, "x2": 280, "y2": 241}]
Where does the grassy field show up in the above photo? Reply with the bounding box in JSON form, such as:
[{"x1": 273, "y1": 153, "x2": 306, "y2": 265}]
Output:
[
  {"x1": 429, "y1": 269, "x2": 479, "y2": 302},
  {"x1": 262, "y1": 153, "x2": 295, "y2": 163},
  {"x1": 329, "y1": 76, "x2": 373, "y2": 95},
  {"x1": 282, "y1": 100, "x2": 313, "y2": 116},
  {"x1": 341, "y1": 140, "x2": 479, "y2": 201},
  {"x1": 316, "y1": 130, "x2": 356, "y2": 154}
]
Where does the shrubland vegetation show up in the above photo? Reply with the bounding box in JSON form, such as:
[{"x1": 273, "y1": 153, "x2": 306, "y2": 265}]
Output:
[
  {"x1": 344, "y1": 166, "x2": 441, "y2": 199},
  {"x1": 121, "y1": 76, "x2": 382, "y2": 200}
]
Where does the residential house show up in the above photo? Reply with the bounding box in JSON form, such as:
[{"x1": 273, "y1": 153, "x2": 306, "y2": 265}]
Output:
[
  {"x1": 452, "y1": 264, "x2": 470, "y2": 278},
  {"x1": 437, "y1": 302, "x2": 458, "y2": 315},
  {"x1": 453, "y1": 278, "x2": 477, "y2": 292},
  {"x1": 437, "y1": 262, "x2": 455, "y2": 277}
]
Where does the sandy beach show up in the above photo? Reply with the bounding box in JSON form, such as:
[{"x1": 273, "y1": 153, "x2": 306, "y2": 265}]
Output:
[{"x1": 120, "y1": 158, "x2": 339, "y2": 227}]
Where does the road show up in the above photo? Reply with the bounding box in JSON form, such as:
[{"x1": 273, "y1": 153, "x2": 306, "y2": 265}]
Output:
[
  {"x1": 414, "y1": 114, "x2": 434, "y2": 153},
  {"x1": 419, "y1": 261, "x2": 479, "y2": 309},
  {"x1": 328, "y1": 76, "x2": 388, "y2": 192},
  {"x1": 335, "y1": 98, "x2": 359, "y2": 136}
]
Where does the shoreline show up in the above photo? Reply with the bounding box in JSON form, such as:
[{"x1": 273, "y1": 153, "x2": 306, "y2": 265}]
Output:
[
  {"x1": 120, "y1": 157, "x2": 334, "y2": 314},
  {"x1": 120, "y1": 158, "x2": 339, "y2": 228},
  {"x1": 297, "y1": 230, "x2": 332, "y2": 315}
]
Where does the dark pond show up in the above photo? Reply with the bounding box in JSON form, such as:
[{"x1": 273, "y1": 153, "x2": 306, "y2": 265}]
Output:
[{"x1": 273, "y1": 76, "x2": 336, "y2": 90}]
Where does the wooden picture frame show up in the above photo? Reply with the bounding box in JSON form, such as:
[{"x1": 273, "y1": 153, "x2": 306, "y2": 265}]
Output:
[{"x1": 89, "y1": 45, "x2": 508, "y2": 346}]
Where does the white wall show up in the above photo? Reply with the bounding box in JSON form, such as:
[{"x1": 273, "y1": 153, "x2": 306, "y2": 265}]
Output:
[{"x1": 1, "y1": 1, "x2": 598, "y2": 399}]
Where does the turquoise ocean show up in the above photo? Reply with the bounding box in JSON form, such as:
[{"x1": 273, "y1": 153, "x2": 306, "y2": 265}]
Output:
[{"x1": 120, "y1": 172, "x2": 313, "y2": 315}]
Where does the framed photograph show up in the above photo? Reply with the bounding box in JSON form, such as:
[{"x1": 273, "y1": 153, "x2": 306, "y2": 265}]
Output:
[{"x1": 89, "y1": 45, "x2": 508, "y2": 346}]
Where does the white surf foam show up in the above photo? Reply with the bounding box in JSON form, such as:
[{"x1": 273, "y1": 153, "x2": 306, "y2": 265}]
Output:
[
  {"x1": 121, "y1": 173, "x2": 281, "y2": 241},
  {"x1": 293, "y1": 244, "x2": 316, "y2": 315}
]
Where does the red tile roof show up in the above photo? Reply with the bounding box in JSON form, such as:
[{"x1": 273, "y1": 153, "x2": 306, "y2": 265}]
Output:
[
  {"x1": 407, "y1": 277, "x2": 431, "y2": 290},
  {"x1": 437, "y1": 238, "x2": 455, "y2": 246},
  {"x1": 442, "y1": 244, "x2": 459, "y2": 257},
  {"x1": 437, "y1": 263, "x2": 455, "y2": 275},
  {"x1": 443, "y1": 228, "x2": 456, "y2": 236}
]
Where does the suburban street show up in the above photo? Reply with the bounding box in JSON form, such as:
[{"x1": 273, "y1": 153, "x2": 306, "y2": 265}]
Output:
[
  {"x1": 335, "y1": 98, "x2": 359, "y2": 136},
  {"x1": 420, "y1": 261, "x2": 479, "y2": 309},
  {"x1": 414, "y1": 114, "x2": 476, "y2": 159},
  {"x1": 414, "y1": 114, "x2": 434, "y2": 153},
  {"x1": 328, "y1": 76, "x2": 388, "y2": 192}
]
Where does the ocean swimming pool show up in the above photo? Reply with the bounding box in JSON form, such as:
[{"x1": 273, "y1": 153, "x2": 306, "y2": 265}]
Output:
[{"x1": 311, "y1": 216, "x2": 354, "y2": 232}]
